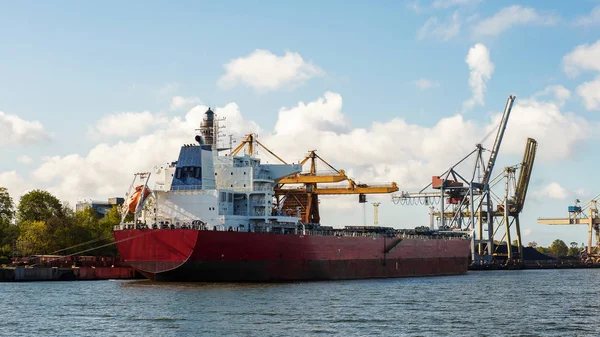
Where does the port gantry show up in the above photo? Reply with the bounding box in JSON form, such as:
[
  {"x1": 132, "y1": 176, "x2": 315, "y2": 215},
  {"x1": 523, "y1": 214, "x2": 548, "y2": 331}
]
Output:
[
  {"x1": 537, "y1": 196, "x2": 600, "y2": 263},
  {"x1": 391, "y1": 95, "x2": 537, "y2": 265},
  {"x1": 230, "y1": 134, "x2": 399, "y2": 223}
]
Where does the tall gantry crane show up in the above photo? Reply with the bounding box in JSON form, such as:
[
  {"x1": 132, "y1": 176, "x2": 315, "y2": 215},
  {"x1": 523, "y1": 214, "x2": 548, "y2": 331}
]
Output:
[
  {"x1": 487, "y1": 137, "x2": 537, "y2": 262},
  {"x1": 392, "y1": 95, "x2": 525, "y2": 264},
  {"x1": 537, "y1": 196, "x2": 600, "y2": 263}
]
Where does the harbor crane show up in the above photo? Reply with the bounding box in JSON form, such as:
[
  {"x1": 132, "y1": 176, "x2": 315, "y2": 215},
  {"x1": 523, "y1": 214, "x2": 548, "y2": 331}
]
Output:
[
  {"x1": 488, "y1": 137, "x2": 537, "y2": 261},
  {"x1": 392, "y1": 95, "x2": 534, "y2": 265},
  {"x1": 230, "y1": 134, "x2": 399, "y2": 223},
  {"x1": 537, "y1": 196, "x2": 600, "y2": 262},
  {"x1": 275, "y1": 150, "x2": 398, "y2": 223}
]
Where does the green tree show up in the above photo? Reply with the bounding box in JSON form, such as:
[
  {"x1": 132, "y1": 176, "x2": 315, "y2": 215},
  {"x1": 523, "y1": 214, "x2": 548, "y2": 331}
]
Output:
[
  {"x1": 51, "y1": 206, "x2": 93, "y2": 253},
  {"x1": 18, "y1": 190, "x2": 64, "y2": 223},
  {"x1": 15, "y1": 221, "x2": 52, "y2": 256},
  {"x1": 568, "y1": 247, "x2": 582, "y2": 258},
  {"x1": 58, "y1": 205, "x2": 120, "y2": 256},
  {"x1": 536, "y1": 246, "x2": 551, "y2": 255},
  {"x1": 568, "y1": 242, "x2": 583, "y2": 258},
  {"x1": 0, "y1": 187, "x2": 14, "y2": 221},
  {"x1": 549, "y1": 239, "x2": 569, "y2": 258},
  {"x1": 95, "y1": 206, "x2": 122, "y2": 256},
  {"x1": 0, "y1": 187, "x2": 16, "y2": 258}
]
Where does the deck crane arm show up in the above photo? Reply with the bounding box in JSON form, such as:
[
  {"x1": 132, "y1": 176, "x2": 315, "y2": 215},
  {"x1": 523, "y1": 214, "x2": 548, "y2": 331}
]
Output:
[
  {"x1": 481, "y1": 95, "x2": 516, "y2": 188},
  {"x1": 231, "y1": 134, "x2": 288, "y2": 164},
  {"x1": 279, "y1": 150, "x2": 348, "y2": 184},
  {"x1": 278, "y1": 182, "x2": 399, "y2": 195}
]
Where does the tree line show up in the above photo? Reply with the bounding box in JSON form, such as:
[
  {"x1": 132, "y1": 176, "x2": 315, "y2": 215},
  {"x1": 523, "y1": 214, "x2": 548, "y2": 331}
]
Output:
[
  {"x1": 526, "y1": 239, "x2": 585, "y2": 259},
  {"x1": 0, "y1": 187, "x2": 121, "y2": 260}
]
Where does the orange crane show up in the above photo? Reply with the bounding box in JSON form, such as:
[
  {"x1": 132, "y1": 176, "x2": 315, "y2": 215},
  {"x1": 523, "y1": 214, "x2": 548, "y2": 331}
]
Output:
[
  {"x1": 231, "y1": 134, "x2": 288, "y2": 164},
  {"x1": 275, "y1": 150, "x2": 398, "y2": 223},
  {"x1": 229, "y1": 134, "x2": 399, "y2": 223}
]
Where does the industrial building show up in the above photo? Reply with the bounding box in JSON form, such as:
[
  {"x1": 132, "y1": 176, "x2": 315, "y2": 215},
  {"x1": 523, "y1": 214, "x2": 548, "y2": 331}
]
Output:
[{"x1": 75, "y1": 197, "x2": 124, "y2": 218}]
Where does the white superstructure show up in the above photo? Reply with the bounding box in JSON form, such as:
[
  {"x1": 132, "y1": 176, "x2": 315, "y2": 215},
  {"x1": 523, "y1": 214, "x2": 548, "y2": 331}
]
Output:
[{"x1": 119, "y1": 108, "x2": 302, "y2": 233}]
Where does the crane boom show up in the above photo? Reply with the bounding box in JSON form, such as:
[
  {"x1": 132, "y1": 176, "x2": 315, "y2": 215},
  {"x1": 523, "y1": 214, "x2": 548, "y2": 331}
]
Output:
[
  {"x1": 482, "y1": 95, "x2": 516, "y2": 188},
  {"x1": 277, "y1": 182, "x2": 398, "y2": 195},
  {"x1": 231, "y1": 134, "x2": 288, "y2": 164},
  {"x1": 514, "y1": 138, "x2": 537, "y2": 213}
]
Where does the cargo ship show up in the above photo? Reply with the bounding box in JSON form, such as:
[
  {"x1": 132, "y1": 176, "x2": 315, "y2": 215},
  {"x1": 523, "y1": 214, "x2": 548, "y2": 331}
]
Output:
[{"x1": 114, "y1": 108, "x2": 471, "y2": 282}]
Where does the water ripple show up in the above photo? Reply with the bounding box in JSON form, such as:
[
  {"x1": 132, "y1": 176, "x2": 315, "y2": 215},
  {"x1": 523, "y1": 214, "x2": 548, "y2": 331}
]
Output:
[{"x1": 1, "y1": 269, "x2": 600, "y2": 336}]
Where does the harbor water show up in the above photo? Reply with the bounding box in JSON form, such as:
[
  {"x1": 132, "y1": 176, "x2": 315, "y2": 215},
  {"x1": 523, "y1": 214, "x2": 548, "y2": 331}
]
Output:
[{"x1": 1, "y1": 269, "x2": 599, "y2": 336}]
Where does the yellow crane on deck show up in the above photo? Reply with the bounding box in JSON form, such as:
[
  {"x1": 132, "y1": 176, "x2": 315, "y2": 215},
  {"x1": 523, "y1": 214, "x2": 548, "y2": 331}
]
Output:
[
  {"x1": 230, "y1": 134, "x2": 399, "y2": 224},
  {"x1": 275, "y1": 150, "x2": 398, "y2": 223}
]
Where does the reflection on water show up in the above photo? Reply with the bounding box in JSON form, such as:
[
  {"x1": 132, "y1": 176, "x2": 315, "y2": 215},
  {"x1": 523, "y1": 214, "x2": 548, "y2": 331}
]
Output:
[{"x1": 2, "y1": 269, "x2": 600, "y2": 336}]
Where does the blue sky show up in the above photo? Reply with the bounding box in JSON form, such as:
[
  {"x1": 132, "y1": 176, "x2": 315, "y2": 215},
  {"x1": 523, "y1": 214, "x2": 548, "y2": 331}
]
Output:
[{"x1": 1, "y1": 0, "x2": 600, "y2": 246}]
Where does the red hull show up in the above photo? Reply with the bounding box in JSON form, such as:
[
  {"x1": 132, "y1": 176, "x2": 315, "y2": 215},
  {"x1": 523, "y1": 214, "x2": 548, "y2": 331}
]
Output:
[{"x1": 114, "y1": 229, "x2": 470, "y2": 282}]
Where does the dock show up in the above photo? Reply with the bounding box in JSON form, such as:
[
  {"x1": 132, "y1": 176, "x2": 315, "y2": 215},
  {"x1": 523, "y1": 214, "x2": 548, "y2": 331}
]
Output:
[{"x1": 0, "y1": 266, "x2": 142, "y2": 282}]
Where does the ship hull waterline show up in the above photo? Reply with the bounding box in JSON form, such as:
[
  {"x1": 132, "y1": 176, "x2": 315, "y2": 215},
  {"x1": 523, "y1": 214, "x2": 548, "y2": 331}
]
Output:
[{"x1": 114, "y1": 229, "x2": 470, "y2": 282}]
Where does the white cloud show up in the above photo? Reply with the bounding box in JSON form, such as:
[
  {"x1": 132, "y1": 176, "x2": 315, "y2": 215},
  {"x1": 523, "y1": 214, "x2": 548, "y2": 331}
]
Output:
[
  {"x1": 563, "y1": 40, "x2": 600, "y2": 77},
  {"x1": 0, "y1": 111, "x2": 51, "y2": 146},
  {"x1": 32, "y1": 104, "x2": 259, "y2": 205},
  {"x1": 576, "y1": 76, "x2": 600, "y2": 110},
  {"x1": 417, "y1": 12, "x2": 461, "y2": 41},
  {"x1": 533, "y1": 85, "x2": 571, "y2": 106},
  {"x1": 498, "y1": 97, "x2": 590, "y2": 161},
  {"x1": 472, "y1": 5, "x2": 558, "y2": 38},
  {"x1": 88, "y1": 111, "x2": 168, "y2": 139},
  {"x1": 218, "y1": 50, "x2": 324, "y2": 91},
  {"x1": 463, "y1": 43, "x2": 494, "y2": 111},
  {"x1": 0, "y1": 171, "x2": 32, "y2": 203},
  {"x1": 16, "y1": 155, "x2": 33, "y2": 165},
  {"x1": 574, "y1": 6, "x2": 600, "y2": 27},
  {"x1": 415, "y1": 79, "x2": 440, "y2": 90},
  {"x1": 170, "y1": 96, "x2": 202, "y2": 111},
  {"x1": 533, "y1": 182, "x2": 570, "y2": 200},
  {"x1": 272, "y1": 92, "x2": 349, "y2": 139},
  {"x1": 7, "y1": 87, "x2": 593, "y2": 225}
]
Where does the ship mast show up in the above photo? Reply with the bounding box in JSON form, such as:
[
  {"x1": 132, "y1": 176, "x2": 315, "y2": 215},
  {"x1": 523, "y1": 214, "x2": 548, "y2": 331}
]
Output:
[{"x1": 197, "y1": 107, "x2": 230, "y2": 152}]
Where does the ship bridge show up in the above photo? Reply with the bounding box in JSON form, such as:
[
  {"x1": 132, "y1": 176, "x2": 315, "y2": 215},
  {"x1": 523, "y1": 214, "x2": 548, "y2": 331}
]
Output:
[{"x1": 170, "y1": 142, "x2": 216, "y2": 191}]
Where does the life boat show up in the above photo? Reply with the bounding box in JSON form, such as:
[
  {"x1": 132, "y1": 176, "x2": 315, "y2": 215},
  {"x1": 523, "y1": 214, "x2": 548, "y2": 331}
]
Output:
[{"x1": 127, "y1": 185, "x2": 151, "y2": 213}]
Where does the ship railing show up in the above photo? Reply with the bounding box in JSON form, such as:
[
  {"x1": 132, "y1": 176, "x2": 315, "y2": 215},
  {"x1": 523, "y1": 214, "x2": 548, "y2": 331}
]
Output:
[
  {"x1": 170, "y1": 184, "x2": 203, "y2": 191},
  {"x1": 251, "y1": 186, "x2": 272, "y2": 191},
  {"x1": 253, "y1": 174, "x2": 273, "y2": 180}
]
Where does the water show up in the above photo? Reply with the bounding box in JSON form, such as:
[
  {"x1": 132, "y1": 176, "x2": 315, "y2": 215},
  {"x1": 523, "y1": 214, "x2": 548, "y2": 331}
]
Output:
[{"x1": 1, "y1": 269, "x2": 599, "y2": 336}]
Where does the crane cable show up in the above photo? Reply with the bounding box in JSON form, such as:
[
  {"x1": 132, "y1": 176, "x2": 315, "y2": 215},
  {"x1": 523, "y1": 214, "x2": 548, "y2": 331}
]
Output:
[
  {"x1": 25, "y1": 230, "x2": 156, "y2": 265},
  {"x1": 63, "y1": 230, "x2": 155, "y2": 258}
]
